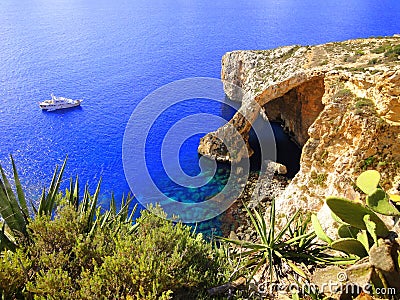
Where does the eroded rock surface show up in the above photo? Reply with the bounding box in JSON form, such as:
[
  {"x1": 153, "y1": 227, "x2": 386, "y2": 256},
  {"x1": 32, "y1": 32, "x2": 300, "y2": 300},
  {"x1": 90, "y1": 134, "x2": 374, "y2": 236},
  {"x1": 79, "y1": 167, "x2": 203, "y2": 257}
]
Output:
[{"x1": 199, "y1": 37, "x2": 400, "y2": 229}]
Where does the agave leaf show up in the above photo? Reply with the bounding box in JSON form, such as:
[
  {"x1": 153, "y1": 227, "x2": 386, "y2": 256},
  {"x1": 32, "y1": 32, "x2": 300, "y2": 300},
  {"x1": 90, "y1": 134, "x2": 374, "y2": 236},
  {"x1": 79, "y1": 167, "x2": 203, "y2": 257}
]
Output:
[
  {"x1": 115, "y1": 196, "x2": 131, "y2": 220},
  {"x1": 80, "y1": 184, "x2": 90, "y2": 215},
  {"x1": 38, "y1": 165, "x2": 58, "y2": 216},
  {"x1": 87, "y1": 217, "x2": 99, "y2": 238},
  {"x1": 0, "y1": 163, "x2": 26, "y2": 234},
  {"x1": 268, "y1": 198, "x2": 276, "y2": 245},
  {"x1": 36, "y1": 187, "x2": 46, "y2": 215},
  {"x1": 46, "y1": 157, "x2": 68, "y2": 211},
  {"x1": 37, "y1": 185, "x2": 48, "y2": 215},
  {"x1": 286, "y1": 260, "x2": 307, "y2": 278},
  {"x1": 0, "y1": 177, "x2": 18, "y2": 230},
  {"x1": 68, "y1": 177, "x2": 79, "y2": 210},
  {"x1": 110, "y1": 193, "x2": 117, "y2": 216},
  {"x1": 30, "y1": 198, "x2": 38, "y2": 215},
  {"x1": 100, "y1": 211, "x2": 111, "y2": 228},
  {"x1": 10, "y1": 155, "x2": 28, "y2": 218},
  {"x1": 128, "y1": 222, "x2": 140, "y2": 234},
  {"x1": 301, "y1": 213, "x2": 311, "y2": 235},
  {"x1": 243, "y1": 204, "x2": 265, "y2": 245},
  {"x1": 68, "y1": 178, "x2": 74, "y2": 204},
  {"x1": 367, "y1": 188, "x2": 400, "y2": 216},
  {"x1": 43, "y1": 165, "x2": 58, "y2": 203},
  {"x1": 356, "y1": 170, "x2": 380, "y2": 195},
  {"x1": 72, "y1": 176, "x2": 79, "y2": 210},
  {"x1": 127, "y1": 202, "x2": 137, "y2": 223},
  {"x1": 298, "y1": 232, "x2": 317, "y2": 250},
  {"x1": 311, "y1": 214, "x2": 333, "y2": 244},
  {"x1": 331, "y1": 238, "x2": 368, "y2": 257},
  {"x1": 249, "y1": 256, "x2": 267, "y2": 282},
  {"x1": 86, "y1": 179, "x2": 101, "y2": 231},
  {"x1": 0, "y1": 223, "x2": 16, "y2": 251},
  {"x1": 283, "y1": 232, "x2": 315, "y2": 247},
  {"x1": 254, "y1": 209, "x2": 268, "y2": 245},
  {"x1": 276, "y1": 210, "x2": 301, "y2": 242},
  {"x1": 326, "y1": 197, "x2": 389, "y2": 237}
]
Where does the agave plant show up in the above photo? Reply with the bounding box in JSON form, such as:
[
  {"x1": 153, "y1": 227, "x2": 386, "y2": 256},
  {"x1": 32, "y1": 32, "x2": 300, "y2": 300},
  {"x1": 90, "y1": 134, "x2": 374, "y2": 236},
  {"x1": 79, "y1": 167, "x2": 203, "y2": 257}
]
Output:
[
  {"x1": 222, "y1": 199, "x2": 354, "y2": 283},
  {"x1": 0, "y1": 155, "x2": 32, "y2": 250},
  {"x1": 0, "y1": 155, "x2": 138, "y2": 251}
]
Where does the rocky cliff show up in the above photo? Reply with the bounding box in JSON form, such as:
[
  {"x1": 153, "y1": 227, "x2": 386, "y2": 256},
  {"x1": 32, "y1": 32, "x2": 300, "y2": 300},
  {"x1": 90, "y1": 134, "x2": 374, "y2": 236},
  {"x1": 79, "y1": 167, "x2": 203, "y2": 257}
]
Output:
[{"x1": 199, "y1": 37, "x2": 400, "y2": 230}]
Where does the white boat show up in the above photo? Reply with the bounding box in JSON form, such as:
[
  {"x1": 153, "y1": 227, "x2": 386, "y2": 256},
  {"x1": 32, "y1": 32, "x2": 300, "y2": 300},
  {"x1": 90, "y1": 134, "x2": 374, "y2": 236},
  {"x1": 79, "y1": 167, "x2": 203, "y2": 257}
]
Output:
[{"x1": 39, "y1": 94, "x2": 82, "y2": 111}]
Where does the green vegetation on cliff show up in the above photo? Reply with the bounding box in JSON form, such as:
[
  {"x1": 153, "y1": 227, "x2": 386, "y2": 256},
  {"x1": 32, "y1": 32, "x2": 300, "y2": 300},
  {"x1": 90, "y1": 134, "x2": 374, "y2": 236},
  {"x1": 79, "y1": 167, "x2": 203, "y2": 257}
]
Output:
[
  {"x1": 0, "y1": 157, "x2": 235, "y2": 299},
  {"x1": 1, "y1": 157, "x2": 399, "y2": 299}
]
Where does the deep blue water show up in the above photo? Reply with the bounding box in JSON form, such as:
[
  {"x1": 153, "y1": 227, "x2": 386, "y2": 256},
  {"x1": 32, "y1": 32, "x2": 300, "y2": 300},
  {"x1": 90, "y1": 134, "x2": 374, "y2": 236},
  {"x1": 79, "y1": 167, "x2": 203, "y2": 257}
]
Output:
[{"x1": 1, "y1": 0, "x2": 400, "y2": 223}]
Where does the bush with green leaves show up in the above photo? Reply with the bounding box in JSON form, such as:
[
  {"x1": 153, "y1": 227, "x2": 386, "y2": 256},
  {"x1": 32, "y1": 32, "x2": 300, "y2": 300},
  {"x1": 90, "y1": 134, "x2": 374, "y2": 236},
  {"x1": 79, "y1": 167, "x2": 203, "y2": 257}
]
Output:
[
  {"x1": 0, "y1": 157, "x2": 235, "y2": 299},
  {"x1": 78, "y1": 207, "x2": 234, "y2": 299},
  {"x1": 0, "y1": 205, "x2": 232, "y2": 299}
]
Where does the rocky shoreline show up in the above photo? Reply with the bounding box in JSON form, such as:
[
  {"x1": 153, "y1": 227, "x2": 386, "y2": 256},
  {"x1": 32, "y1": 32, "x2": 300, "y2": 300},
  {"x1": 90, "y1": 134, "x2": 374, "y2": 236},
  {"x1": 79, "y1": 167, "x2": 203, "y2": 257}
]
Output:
[{"x1": 220, "y1": 171, "x2": 289, "y2": 240}]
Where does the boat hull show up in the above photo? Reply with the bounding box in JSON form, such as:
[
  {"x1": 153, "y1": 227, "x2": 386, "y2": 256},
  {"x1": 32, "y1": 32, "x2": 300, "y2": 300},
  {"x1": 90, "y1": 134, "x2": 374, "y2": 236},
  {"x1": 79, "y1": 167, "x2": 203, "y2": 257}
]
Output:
[
  {"x1": 40, "y1": 101, "x2": 81, "y2": 111},
  {"x1": 39, "y1": 95, "x2": 82, "y2": 111}
]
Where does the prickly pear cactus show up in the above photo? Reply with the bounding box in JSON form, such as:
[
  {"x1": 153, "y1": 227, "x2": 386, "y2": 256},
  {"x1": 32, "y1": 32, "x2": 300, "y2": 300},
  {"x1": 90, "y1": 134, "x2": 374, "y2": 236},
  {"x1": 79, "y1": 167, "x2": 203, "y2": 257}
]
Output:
[
  {"x1": 356, "y1": 170, "x2": 380, "y2": 195},
  {"x1": 326, "y1": 197, "x2": 389, "y2": 237},
  {"x1": 331, "y1": 238, "x2": 368, "y2": 257},
  {"x1": 367, "y1": 188, "x2": 400, "y2": 216},
  {"x1": 337, "y1": 224, "x2": 360, "y2": 239}
]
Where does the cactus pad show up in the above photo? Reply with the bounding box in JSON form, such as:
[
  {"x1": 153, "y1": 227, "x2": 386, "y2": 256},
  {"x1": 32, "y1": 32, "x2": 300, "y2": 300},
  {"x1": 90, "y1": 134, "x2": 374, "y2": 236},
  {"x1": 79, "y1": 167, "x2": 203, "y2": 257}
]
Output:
[
  {"x1": 326, "y1": 196, "x2": 389, "y2": 237},
  {"x1": 337, "y1": 224, "x2": 360, "y2": 239},
  {"x1": 356, "y1": 170, "x2": 380, "y2": 195},
  {"x1": 366, "y1": 188, "x2": 400, "y2": 216},
  {"x1": 331, "y1": 238, "x2": 368, "y2": 257}
]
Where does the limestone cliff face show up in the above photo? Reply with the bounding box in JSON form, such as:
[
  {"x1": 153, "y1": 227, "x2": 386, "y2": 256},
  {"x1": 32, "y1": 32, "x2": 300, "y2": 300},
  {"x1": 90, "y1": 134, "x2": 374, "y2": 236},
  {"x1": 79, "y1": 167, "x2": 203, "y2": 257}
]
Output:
[{"x1": 199, "y1": 37, "x2": 400, "y2": 227}]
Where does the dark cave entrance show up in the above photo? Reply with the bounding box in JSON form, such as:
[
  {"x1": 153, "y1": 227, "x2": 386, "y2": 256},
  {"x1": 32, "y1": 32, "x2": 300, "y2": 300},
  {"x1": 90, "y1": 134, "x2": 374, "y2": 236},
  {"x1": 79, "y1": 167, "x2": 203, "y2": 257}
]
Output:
[
  {"x1": 248, "y1": 118, "x2": 302, "y2": 178},
  {"x1": 249, "y1": 76, "x2": 325, "y2": 178}
]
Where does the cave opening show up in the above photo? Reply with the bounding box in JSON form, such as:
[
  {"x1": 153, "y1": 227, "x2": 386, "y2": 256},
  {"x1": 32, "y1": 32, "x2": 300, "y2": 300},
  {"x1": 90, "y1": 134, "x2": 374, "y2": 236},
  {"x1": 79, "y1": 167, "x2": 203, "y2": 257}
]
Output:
[
  {"x1": 249, "y1": 76, "x2": 325, "y2": 178},
  {"x1": 248, "y1": 119, "x2": 302, "y2": 178}
]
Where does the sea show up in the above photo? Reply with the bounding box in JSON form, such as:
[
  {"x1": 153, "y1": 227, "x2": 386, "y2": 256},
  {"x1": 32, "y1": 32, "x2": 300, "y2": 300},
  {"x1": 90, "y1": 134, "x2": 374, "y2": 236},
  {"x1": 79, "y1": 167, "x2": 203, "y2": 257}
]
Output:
[{"x1": 1, "y1": 0, "x2": 399, "y2": 229}]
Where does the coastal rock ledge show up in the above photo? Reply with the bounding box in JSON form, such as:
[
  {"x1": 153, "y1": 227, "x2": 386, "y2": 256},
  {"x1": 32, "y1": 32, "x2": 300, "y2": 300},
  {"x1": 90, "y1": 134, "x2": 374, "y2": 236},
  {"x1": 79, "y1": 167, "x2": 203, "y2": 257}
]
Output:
[{"x1": 198, "y1": 37, "x2": 400, "y2": 231}]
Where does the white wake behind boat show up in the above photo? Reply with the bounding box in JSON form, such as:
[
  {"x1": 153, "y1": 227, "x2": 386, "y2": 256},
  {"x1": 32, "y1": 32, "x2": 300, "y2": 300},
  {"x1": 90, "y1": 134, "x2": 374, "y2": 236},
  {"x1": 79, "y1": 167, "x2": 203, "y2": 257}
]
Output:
[{"x1": 39, "y1": 94, "x2": 82, "y2": 111}]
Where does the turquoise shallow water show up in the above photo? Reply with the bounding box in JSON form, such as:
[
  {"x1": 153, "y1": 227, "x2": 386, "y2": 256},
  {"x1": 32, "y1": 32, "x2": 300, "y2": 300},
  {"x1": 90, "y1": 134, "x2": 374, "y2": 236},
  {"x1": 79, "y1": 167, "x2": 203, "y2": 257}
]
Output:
[{"x1": 1, "y1": 0, "x2": 400, "y2": 228}]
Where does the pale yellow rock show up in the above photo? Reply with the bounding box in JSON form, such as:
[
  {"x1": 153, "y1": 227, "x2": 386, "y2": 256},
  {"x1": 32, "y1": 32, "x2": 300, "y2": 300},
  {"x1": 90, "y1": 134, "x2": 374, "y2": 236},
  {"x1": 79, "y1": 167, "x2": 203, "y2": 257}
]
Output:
[{"x1": 199, "y1": 37, "x2": 400, "y2": 231}]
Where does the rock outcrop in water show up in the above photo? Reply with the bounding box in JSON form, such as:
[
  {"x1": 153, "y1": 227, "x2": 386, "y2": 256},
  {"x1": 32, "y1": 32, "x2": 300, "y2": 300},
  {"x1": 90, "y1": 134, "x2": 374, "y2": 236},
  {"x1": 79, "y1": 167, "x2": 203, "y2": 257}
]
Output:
[{"x1": 199, "y1": 37, "x2": 400, "y2": 231}]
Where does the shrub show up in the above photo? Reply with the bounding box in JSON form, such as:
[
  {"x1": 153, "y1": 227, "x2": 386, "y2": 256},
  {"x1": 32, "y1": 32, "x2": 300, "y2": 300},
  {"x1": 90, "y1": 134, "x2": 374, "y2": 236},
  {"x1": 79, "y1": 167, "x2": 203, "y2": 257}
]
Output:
[
  {"x1": 78, "y1": 208, "x2": 233, "y2": 299},
  {"x1": 0, "y1": 249, "x2": 31, "y2": 299},
  {"x1": 354, "y1": 49, "x2": 365, "y2": 56},
  {"x1": 371, "y1": 44, "x2": 389, "y2": 54},
  {"x1": 384, "y1": 44, "x2": 400, "y2": 60},
  {"x1": 0, "y1": 157, "x2": 234, "y2": 299},
  {"x1": 368, "y1": 57, "x2": 379, "y2": 65},
  {"x1": 0, "y1": 204, "x2": 233, "y2": 299},
  {"x1": 333, "y1": 89, "x2": 353, "y2": 102}
]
